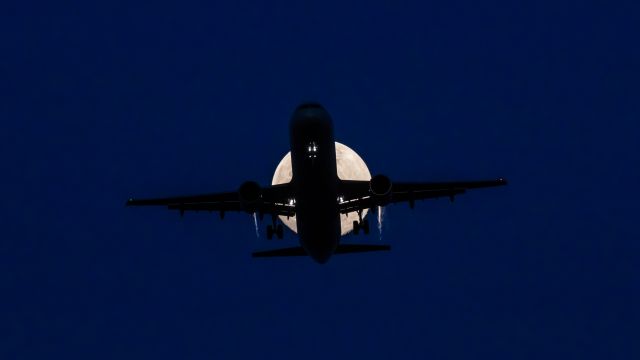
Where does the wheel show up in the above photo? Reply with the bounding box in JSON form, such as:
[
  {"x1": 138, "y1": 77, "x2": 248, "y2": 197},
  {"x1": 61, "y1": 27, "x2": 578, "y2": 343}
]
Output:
[
  {"x1": 352, "y1": 220, "x2": 360, "y2": 235},
  {"x1": 266, "y1": 225, "x2": 274, "y2": 240},
  {"x1": 362, "y1": 219, "x2": 370, "y2": 235},
  {"x1": 276, "y1": 224, "x2": 284, "y2": 239}
]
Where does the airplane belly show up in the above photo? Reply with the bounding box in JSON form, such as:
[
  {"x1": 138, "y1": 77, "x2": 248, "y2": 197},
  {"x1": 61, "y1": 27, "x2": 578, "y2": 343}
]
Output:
[
  {"x1": 288, "y1": 103, "x2": 340, "y2": 263},
  {"x1": 296, "y1": 204, "x2": 341, "y2": 264}
]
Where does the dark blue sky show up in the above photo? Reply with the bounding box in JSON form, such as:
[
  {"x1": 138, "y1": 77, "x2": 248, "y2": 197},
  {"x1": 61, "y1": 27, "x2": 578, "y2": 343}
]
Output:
[{"x1": 2, "y1": 1, "x2": 638, "y2": 359}]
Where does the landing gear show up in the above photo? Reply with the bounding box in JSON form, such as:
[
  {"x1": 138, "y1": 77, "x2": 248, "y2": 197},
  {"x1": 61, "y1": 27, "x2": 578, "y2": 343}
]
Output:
[
  {"x1": 352, "y1": 219, "x2": 370, "y2": 235},
  {"x1": 266, "y1": 224, "x2": 283, "y2": 239},
  {"x1": 352, "y1": 210, "x2": 370, "y2": 235},
  {"x1": 266, "y1": 215, "x2": 283, "y2": 239}
]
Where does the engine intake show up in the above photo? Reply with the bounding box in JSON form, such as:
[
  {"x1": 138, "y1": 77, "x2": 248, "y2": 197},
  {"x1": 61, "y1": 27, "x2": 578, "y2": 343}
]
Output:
[
  {"x1": 238, "y1": 181, "x2": 262, "y2": 211},
  {"x1": 370, "y1": 174, "x2": 392, "y2": 200}
]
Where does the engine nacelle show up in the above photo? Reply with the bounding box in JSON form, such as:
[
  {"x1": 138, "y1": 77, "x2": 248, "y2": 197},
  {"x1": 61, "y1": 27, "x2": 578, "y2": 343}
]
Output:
[
  {"x1": 238, "y1": 181, "x2": 262, "y2": 211},
  {"x1": 369, "y1": 174, "x2": 392, "y2": 201}
]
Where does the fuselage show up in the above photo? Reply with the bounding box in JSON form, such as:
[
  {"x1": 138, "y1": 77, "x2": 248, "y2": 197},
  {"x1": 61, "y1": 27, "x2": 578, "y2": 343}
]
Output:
[{"x1": 289, "y1": 103, "x2": 341, "y2": 263}]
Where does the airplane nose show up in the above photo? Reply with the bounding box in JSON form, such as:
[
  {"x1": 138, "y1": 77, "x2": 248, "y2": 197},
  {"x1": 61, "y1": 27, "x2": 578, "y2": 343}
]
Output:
[
  {"x1": 296, "y1": 102, "x2": 324, "y2": 111},
  {"x1": 290, "y1": 102, "x2": 332, "y2": 136},
  {"x1": 293, "y1": 102, "x2": 329, "y2": 119}
]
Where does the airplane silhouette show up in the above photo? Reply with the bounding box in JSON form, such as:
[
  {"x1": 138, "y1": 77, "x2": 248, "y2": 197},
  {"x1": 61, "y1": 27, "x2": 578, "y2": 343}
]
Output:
[{"x1": 127, "y1": 103, "x2": 507, "y2": 263}]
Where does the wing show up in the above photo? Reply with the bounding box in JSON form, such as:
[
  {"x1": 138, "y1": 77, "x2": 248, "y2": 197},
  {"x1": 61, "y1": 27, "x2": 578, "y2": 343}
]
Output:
[
  {"x1": 126, "y1": 183, "x2": 295, "y2": 217},
  {"x1": 338, "y1": 178, "x2": 507, "y2": 214}
]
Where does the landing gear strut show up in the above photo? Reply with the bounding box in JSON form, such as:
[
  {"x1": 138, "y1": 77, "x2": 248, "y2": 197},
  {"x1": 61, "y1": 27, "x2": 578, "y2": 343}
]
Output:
[
  {"x1": 266, "y1": 225, "x2": 283, "y2": 239},
  {"x1": 266, "y1": 214, "x2": 283, "y2": 240},
  {"x1": 352, "y1": 210, "x2": 370, "y2": 235}
]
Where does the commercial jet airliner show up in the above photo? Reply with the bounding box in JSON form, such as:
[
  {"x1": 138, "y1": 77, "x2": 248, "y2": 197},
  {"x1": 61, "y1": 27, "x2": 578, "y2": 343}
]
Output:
[{"x1": 127, "y1": 103, "x2": 507, "y2": 263}]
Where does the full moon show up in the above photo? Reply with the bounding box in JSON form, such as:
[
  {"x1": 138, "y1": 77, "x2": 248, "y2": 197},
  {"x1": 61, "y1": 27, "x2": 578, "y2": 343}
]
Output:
[{"x1": 271, "y1": 142, "x2": 371, "y2": 235}]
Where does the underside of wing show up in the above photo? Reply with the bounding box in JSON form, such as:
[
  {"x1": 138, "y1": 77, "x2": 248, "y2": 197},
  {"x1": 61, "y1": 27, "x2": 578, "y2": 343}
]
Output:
[
  {"x1": 126, "y1": 182, "x2": 295, "y2": 217},
  {"x1": 338, "y1": 176, "x2": 507, "y2": 214}
]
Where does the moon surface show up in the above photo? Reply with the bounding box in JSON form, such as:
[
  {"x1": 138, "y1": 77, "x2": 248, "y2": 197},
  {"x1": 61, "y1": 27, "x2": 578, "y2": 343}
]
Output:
[{"x1": 271, "y1": 142, "x2": 371, "y2": 235}]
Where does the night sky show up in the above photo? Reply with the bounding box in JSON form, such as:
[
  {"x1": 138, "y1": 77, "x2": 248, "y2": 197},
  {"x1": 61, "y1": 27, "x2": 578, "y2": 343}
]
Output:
[{"x1": 2, "y1": 1, "x2": 638, "y2": 359}]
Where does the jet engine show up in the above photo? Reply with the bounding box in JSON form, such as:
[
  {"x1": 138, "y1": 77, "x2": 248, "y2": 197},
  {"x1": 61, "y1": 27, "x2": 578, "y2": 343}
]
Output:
[
  {"x1": 369, "y1": 174, "x2": 392, "y2": 202},
  {"x1": 238, "y1": 181, "x2": 262, "y2": 211}
]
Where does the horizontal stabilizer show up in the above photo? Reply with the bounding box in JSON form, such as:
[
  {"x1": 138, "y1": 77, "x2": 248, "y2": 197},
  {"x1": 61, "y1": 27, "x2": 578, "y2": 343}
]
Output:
[
  {"x1": 334, "y1": 244, "x2": 391, "y2": 254},
  {"x1": 252, "y1": 247, "x2": 308, "y2": 257},
  {"x1": 252, "y1": 244, "x2": 391, "y2": 258}
]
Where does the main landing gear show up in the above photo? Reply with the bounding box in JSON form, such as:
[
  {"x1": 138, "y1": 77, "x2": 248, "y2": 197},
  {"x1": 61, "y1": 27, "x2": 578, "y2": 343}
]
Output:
[
  {"x1": 352, "y1": 210, "x2": 370, "y2": 235},
  {"x1": 266, "y1": 214, "x2": 283, "y2": 240}
]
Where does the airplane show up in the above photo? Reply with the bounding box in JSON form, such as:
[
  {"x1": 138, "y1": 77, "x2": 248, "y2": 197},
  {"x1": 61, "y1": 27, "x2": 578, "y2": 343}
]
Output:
[{"x1": 126, "y1": 103, "x2": 507, "y2": 264}]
